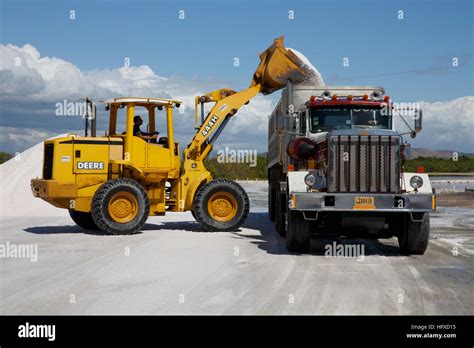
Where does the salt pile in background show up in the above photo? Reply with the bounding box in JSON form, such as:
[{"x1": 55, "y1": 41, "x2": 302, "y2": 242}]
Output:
[
  {"x1": 288, "y1": 48, "x2": 325, "y2": 86},
  {"x1": 0, "y1": 136, "x2": 67, "y2": 218}
]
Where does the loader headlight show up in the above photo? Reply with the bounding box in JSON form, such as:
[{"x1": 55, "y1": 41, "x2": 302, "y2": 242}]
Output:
[
  {"x1": 410, "y1": 175, "x2": 424, "y2": 189},
  {"x1": 304, "y1": 173, "x2": 317, "y2": 187}
]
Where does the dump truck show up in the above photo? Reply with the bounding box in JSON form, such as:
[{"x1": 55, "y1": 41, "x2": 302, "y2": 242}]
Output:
[
  {"x1": 31, "y1": 36, "x2": 307, "y2": 235},
  {"x1": 268, "y1": 84, "x2": 435, "y2": 254}
]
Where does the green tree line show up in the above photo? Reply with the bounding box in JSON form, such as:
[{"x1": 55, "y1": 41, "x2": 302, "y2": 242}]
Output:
[
  {"x1": 205, "y1": 155, "x2": 268, "y2": 180},
  {"x1": 2, "y1": 150, "x2": 472, "y2": 177},
  {"x1": 403, "y1": 156, "x2": 474, "y2": 173},
  {"x1": 206, "y1": 155, "x2": 474, "y2": 180},
  {"x1": 0, "y1": 152, "x2": 13, "y2": 164}
]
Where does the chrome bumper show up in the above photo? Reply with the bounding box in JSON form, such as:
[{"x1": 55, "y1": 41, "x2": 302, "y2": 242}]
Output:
[{"x1": 289, "y1": 192, "x2": 434, "y2": 213}]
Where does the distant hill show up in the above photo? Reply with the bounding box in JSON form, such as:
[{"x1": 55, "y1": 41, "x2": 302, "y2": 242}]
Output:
[{"x1": 409, "y1": 148, "x2": 474, "y2": 159}]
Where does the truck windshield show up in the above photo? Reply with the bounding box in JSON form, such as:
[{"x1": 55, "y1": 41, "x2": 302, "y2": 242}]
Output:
[
  {"x1": 309, "y1": 107, "x2": 391, "y2": 132},
  {"x1": 309, "y1": 109, "x2": 351, "y2": 132},
  {"x1": 352, "y1": 108, "x2": 391, "y2": 129}
]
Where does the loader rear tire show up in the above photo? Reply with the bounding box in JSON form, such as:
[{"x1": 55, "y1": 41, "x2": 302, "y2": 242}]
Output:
[
  {"x1": 286, "y1": 210, "x2": 311, "y2": 253},
  {"x1": 194, "y1": 179, "x2": 249, "y2": 231},
  {"x1": 68, "y1": 210, "x2": 98, "y2": 230},
  {"x1": 91, "y1": 178, "x2": 150, "y2": 235}
]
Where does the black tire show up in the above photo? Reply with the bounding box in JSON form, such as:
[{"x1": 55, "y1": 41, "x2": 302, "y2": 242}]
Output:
[
  {"x1": 91, "y1": 178, "x2": 150, "y2": 235},
  {"x1": 68, "y1": 209, "x2": 98, "y2": 230},
  {"x1": 398, "y1": 213, "x2": 430, "y2": 255},
  {"x1": 275, "y1": 190, "x2": 286, "y2": 237},
  {"x1": 268, "y1": 185, "x2": 276, "y2": 222},
  {"x1": 191, "y1": 210, "x2": 197, "y2": 221},
  {"x1": 194, "y1": 179, "x2": 249, "y2": 231},
  {"x1": 286, "y1": 209, "x2": 311, "y2": 253}
]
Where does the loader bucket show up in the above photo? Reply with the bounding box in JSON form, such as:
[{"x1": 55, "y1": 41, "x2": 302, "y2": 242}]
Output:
[{"x1": 251, "y1": 36, "x2": 307, "y2": 95}]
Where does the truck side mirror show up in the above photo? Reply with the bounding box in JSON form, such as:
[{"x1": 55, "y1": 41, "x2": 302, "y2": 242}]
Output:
[{"x1": 414, "y1": 108, "x2": 422, "y2": 133}]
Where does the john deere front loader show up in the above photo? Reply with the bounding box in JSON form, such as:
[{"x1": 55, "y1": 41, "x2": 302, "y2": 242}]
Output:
[{"x1": 31, "y1": 37, "x2": 308, "y2": 234}]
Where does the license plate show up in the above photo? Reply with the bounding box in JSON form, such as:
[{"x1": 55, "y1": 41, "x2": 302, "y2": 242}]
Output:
[{"x1": 353, "y1": 196, "x2": 375, "y2": 209}]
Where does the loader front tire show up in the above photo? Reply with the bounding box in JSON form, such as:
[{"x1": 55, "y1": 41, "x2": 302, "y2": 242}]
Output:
[
  {"x1": 68, "y1": 210, "x2": 98, "y2": 230},
  {"x1": 91, "y1": 178, "x2": 150, "y2": 235},
  {"x1": 194, "y1": 179, "x2": 249, "y2": 231}
]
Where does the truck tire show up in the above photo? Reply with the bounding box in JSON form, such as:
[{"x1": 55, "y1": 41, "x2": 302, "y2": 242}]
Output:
[
  {"x1": 286, "y1": 210, "x2": 311, "y2": 253},
  {"x1": 268, "y1": 186, "x2": 275, "y2": 221},
  {"x1": 68, "y1": 209, "x2": 98, "y2": 230},
  {"x1": 398, "y1": 213, "x2": 430, "y2": 255},
  {"x1": 91, "y1": 178, "x2": 150, "y2": 235},
  {"x1": 275, "y1": 190, "x2": 286, "y2": 237},
  {"x1": 194, "y1": 179, "x2": 249, "y2": 231}
]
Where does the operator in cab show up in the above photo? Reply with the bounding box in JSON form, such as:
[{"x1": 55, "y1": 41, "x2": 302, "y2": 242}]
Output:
[{"x1": 133, "y1": 115, "x2": 159, "y2": 141}]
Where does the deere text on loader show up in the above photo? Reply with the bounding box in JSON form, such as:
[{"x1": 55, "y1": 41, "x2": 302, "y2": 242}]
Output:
[{"x1": 31, "y1": 37, "x2": 307, "y2": 234}]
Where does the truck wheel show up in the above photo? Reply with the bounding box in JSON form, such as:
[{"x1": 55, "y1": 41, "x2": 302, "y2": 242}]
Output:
[
  {"x1": 398, "y1": 213, "x2": 430, "y2": 255},
  {"x1": 286, "y1": 210, "x2": 311, "y2": 253},
  {"x1": 68, "y1": 209, "x2": 98, "y2": 230},
  {"x1": 268, "y1": 186, "x2": 276, "y2": 222},
  {"x1": 91, "y1": 178, "x2": 150, "y2": 235},
  {"x1": 275, "y1": 190, "x2": 286, "y2": 237},
  {"x1": 194, "y1": 179, "x2": 249, "y2": 231}
]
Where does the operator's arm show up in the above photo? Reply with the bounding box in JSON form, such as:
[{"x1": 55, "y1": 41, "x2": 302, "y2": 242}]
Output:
[
  {"x1": 134, "y1": 128, "x2": 159, "y2": 140},
  {"x1": 137, "y1": 133, "x2": 158, "y2": 141}
]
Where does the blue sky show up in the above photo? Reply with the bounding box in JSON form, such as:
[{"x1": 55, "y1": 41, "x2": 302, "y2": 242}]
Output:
[
  {"x1": 0, "y1": 0, "x2": 473, "y2": 154},
  {"x1": 2, "y1": 0, "x2": 472, "y2": 101}
]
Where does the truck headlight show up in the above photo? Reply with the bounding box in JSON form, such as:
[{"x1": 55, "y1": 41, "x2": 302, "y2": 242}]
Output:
[
  {"x1": 304, "y1": 173, "x2": 317, "y2": 187},
  {"x1": 410, "y1": 175, "x2": 423, "y2": 189}
]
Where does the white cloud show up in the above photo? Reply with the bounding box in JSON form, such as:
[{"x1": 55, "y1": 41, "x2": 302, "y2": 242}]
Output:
[
  {"x1": 397, "y1": 96, "x2": 474, "y2": 153},
  {"x1": 0, "y1": 126, "x2": 60, "y2": 153},
  {"x1": 0, "y1": 43, "x2": 279, "y2": 153},
  {"x1": 0, "y1": 43, "x2": 472, "y2": 155}
]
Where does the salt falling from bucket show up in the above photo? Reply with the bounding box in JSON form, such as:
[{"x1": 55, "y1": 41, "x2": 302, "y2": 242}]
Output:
[{"x1": 288, "y1": 48, "x2": 325, "y2": 86}]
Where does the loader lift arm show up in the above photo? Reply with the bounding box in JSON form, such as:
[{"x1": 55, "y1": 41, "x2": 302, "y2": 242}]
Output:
[{"x1": 186, "y1": 85, "x2": 261, "y2": 162}]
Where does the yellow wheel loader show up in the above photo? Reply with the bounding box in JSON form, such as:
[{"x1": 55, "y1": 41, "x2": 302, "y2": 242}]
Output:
[{"x1": 31, "y1": 37, "x2": 307, "y2": 234}]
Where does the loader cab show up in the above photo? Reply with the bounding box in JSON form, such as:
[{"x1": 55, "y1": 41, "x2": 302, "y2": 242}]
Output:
[{"x1": 103, "y1": 97, "x2": 182, "y2": 180}]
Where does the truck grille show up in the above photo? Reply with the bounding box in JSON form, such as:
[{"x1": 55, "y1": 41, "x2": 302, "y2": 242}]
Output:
[
  {"x1": 328, "y1": 134, "x2": 400, "y2": 193},
  {"x1": 43, "y1": 143, "x2": 54, "y2": 179}
]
